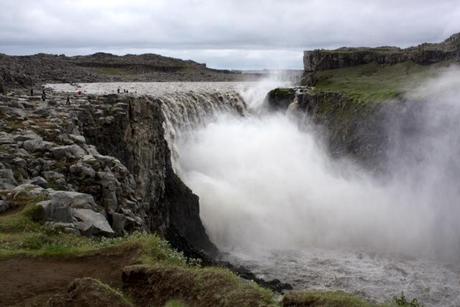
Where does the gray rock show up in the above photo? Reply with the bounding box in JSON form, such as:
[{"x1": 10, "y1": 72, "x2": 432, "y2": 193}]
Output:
[
  {"x1": 39, "y1": 200, "x2": 73, "y2": 223},
  {"x1": 97, "y1": 171, "x2": 119, "y2": 211},
  {"x1": 0, "y1": 169, "x2": 17, "y2": 189},
  {"x1": 72, "y1": 208, "x2": 114, "y2": 236},
  {"x1": 48, "y1": 191, "x2": 98, "y2": 210},
  {"x1": 69, "y1": 134, "x2": 86, "y2": 144},
  {"x1": 111, "y1": 212, "x2": 142, "y2": 234},
  {"x1": 42, "y1": 171, "x2": 65, "y2": 181},
  {"x1": 23, "y1": 139, "x2": 46, "y2": 152},
  {"x1": 12, "y1": 157, "x2": 27, "y2": 168},
  {"x1": 69, "y1": 162, "x2": 96, "y2": 179},
  {"x1": 28, "y1": 176, "x2": 48, "y2": 188},
  {"x1": 0, "y1": 133, "x2": 14, "y2": 145},
  {"x1": 51, "y1": 144, "x2": 86, "y2": 160},
  {"x1": 0, "y1": 200, "x2": 10, "y2": 213},
  {"x1": 42, "y1": 171, "x2": 67, "y2": 188},
  {"x1": 13, "y1": 131, "x2": 42, "y2": 142},
  {"x1": 9, "y1": 183, "x2": 47, "y2": 200}
]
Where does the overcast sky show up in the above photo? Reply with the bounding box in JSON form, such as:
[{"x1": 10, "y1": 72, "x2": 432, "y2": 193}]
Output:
[{"x1": 1, "y1": 0, "x2": 460, "y2": 69}]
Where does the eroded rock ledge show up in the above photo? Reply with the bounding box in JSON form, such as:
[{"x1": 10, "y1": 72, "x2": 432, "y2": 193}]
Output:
[{"x1": 0, "y1": 92, "x2": 216, "y2": 258}]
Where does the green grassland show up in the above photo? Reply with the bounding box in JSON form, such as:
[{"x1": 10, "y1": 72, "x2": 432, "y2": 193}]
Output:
[{"x1": 313, "y1": 61, "x2": 454, "y2": 103}]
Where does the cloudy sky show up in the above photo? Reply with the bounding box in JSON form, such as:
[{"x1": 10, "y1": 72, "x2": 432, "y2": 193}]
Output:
[{"x1": 1, "y1": 0, "x2": 460, "y2": 69}]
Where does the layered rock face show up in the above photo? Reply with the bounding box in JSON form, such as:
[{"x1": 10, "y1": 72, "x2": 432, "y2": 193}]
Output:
[
  {"x1": 0, "y1": 90, "x2": 230, "y2": 257},
  {"x1": 302, "y1": 32, "x2": 460, "y2": 85}
]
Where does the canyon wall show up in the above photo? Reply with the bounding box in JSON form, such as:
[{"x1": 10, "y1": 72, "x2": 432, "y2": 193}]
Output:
[{"x1": 302, "y1": 33, "x2": 460, "y2": 85}]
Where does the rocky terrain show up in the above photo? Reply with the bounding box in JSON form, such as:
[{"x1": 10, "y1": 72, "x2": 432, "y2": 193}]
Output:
[
  {"x1": 0, "y1": 90, "x2": 221, "y2": 258},
  {"x1": 0, "y1": 52, "x2": 256, "y2": 91},
  {"x1": 2, "y1": 32, "x2": 457, "y2": 306}
]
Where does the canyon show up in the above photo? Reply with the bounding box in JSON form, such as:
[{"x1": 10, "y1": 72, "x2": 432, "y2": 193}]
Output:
[{"x1": 1, "y1": 32, "x2": 460, "y2": 306}]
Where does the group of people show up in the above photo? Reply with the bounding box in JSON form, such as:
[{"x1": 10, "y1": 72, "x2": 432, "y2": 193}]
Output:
[
  {"x1": 31, "y1": 88, "x2": 71, "y2": 105},
  {"x1": 31, "y1": 88, "x2": 48, "y2": 101},
  {"x1": 117, "y1": 88, "x2": 129, "y2": 94}
]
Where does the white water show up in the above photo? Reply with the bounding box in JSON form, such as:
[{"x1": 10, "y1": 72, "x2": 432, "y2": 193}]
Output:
[
  {"x1": 174, "y1": 70, "x2": 460, "y2": 306},
  {"x1": 49, "y1": 77, "x2": 460, "y2": 306}
]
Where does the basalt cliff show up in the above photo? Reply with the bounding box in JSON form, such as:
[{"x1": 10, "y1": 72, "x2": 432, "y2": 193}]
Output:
[{"x1": 269, "y1": 32, "x2": 460, "y2": 170}]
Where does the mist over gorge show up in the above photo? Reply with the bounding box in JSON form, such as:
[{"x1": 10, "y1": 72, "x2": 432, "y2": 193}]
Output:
[{"x1": 175, "y1": 68, "x2": 460, "y2": 262}]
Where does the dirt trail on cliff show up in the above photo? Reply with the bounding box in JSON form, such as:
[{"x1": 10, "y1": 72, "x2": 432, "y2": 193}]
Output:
[{"x1": 0, "y1": 248, "x2": 140, "y2": 306}]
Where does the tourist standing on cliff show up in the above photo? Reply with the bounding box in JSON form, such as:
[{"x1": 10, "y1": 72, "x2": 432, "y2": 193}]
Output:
[{"x1": 41, "y1": 89, "x2": 46, "y2": 101}]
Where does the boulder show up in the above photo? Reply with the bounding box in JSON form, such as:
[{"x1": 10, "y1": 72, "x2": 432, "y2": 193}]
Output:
[
  {"x1": 9, "y1": 183, "x2": 45, "y2": 197},
  {"x1": 0, "y1": 200, "x2": 10, "y2": 213},
  {"x1": 111, "y1": 212, "x2": 143, "y2": 234},
  {"x1": 69, "y1": 134, "x2": 86, "y2": 144},
  {"x1": 0, "y1": 168, "x2": 17, "y2": 189},
  {"x1": 97, "y1": 171, "x2": 119, "y2": 211},
  {"x1": 38, "y1": 191, "x2": 114, "y2": 236},
  {"x1": 69, "y1": 162, "x2": 96, "y2": 179},
  {"x1": 0, "y1": 133, "x2": 14, "y2": 145},
  {"x1": 13, "y1": 131, "x2": 42, "y2": 143},
  {"x1": 47, "y1": 191, "x2": 98, "y2": 210},
  {"x1": 51, "y1": 144, "x2": 86, "y2": 160},
  {"x1": 23, "y1": 139, "x2": 53, "y2": 152},
  {"x1": 27, "y1": 176, "x2": 48, "y2": 188},
  {"x1": 72, "y1": 208, "x2": 114, "y2": 236}
]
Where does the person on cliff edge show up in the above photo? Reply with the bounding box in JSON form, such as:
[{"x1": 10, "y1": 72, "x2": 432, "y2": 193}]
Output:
[{"x1": 41, "y1": 88, "x2": 47, "y2": 101}]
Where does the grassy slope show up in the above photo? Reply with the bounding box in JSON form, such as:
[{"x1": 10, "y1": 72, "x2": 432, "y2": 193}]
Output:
[{"x1": 313, "y1": 61, "x2": 454, "y2": 103}]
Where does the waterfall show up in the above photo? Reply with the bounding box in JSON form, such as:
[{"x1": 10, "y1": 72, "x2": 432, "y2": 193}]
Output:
[{"x1": 159, "y1": 90, "x2": 247, "y2": 167}]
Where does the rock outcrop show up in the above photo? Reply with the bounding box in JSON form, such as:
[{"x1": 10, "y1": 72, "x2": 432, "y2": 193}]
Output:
[
  {"x1": 0, "y1": 91, "x2": 216, "y2": 257},
  {"x1": 302, "y1": 32, "x2": 460, "y2": 85},
  {"x1": 77, "y1": 94, "x2": 218, "y2": 256}
]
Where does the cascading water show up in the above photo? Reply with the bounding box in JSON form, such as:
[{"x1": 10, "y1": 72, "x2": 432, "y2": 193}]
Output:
[
  {"x1": 48, "y1": 77, "x2": 460, "y2": 306},
  {"x1": 172, "y1": 72, "x2": 460, "y2": 307}
]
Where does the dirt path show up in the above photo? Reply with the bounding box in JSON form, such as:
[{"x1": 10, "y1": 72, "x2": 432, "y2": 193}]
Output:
[{"x1": 0, "y1": 248, "x2": 140, "y2": 306}]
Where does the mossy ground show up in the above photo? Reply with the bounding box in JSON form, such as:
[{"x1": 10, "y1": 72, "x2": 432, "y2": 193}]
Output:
[{"x1": 313, "y1": 61, "x2": 453, "y2": 103}]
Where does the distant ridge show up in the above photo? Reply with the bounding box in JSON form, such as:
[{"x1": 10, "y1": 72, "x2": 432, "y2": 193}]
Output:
[{"x1": 0, "y1": 52, "x2": 252, "y2": 89}]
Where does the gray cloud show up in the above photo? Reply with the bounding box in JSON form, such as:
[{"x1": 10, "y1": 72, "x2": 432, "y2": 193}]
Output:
[{"x1": 1, "y1": 0, "x2": 460, "y2": 69}]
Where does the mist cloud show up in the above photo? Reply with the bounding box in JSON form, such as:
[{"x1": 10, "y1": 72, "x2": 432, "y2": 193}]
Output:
[{"x1": 176, "y1": 68, "x2": 460, "y2": 261}]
